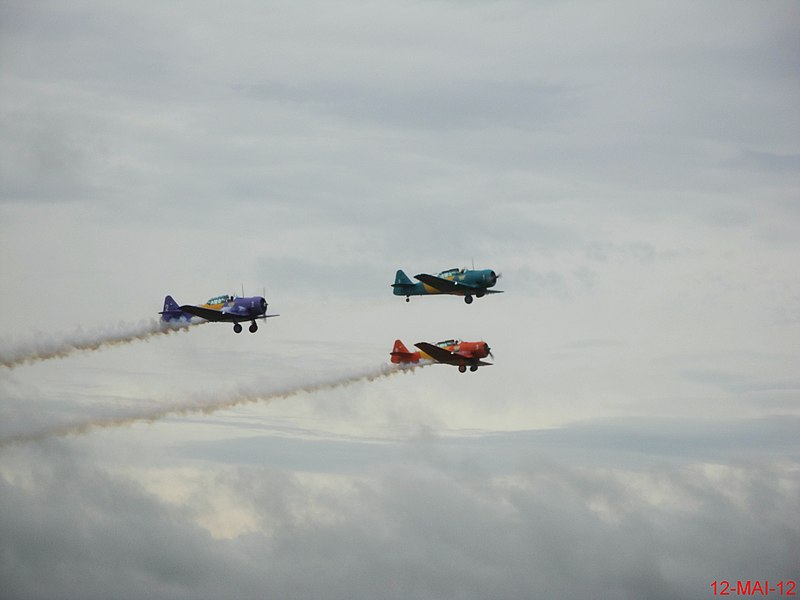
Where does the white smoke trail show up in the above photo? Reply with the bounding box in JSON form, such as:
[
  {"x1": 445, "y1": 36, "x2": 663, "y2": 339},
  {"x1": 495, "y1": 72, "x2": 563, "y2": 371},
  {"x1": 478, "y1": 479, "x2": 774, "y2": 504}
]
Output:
[
  {"x1": 0, "y1": 363, "x2": 427, "y2": 448},
  {"x1": 0, "y1": 319, "x2": 202, "y2": 369}
]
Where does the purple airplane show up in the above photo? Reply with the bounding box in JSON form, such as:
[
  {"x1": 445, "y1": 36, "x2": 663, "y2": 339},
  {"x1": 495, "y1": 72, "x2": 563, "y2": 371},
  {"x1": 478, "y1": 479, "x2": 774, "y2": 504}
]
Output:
[{"x1": 160, "y1": 293, "x2": 279, "y2": 333}]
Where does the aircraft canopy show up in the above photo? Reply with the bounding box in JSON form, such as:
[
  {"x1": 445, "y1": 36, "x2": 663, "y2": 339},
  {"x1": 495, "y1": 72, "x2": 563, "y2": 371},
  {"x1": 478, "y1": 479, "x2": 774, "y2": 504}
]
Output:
[{"x1": 206, "y1": 294, "x2": 232, "y2": 305}]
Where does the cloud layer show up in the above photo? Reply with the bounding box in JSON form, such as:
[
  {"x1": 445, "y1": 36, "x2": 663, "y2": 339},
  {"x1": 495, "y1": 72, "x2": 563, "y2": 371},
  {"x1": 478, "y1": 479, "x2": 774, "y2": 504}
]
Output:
[{"x1": 2, "y1": 442, "x2": 797, "y2": 600}]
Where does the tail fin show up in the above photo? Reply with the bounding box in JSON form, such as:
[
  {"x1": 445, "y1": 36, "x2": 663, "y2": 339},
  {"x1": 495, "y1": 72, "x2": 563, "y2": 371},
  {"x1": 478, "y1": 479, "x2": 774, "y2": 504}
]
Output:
[
  {"x1": 392, "y1": 270, "x2": 414, "y2": 288},
  {"x1": 390, "y1": 339, "x2": 419, "y2": 363},
  {"x1": 392, "y1": 270, "x2": 418, "y2": 298},
  {"x1": 162, "y1": 295, "x2": 180, "y2": 313},
  {"x1": 159, "y1": 295, "x2": 190, "y2": 322},
  {"x1": 393, "y1": 339, "x2": 411, "y2": 354}
]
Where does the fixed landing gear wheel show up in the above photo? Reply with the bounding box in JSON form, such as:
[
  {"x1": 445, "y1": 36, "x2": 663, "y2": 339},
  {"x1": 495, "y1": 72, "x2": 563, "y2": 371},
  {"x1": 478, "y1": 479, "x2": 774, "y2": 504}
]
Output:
[
  {"x1": 470, "y1": 365, "x2": 478, "y2": 372},
  {"x1": 464, "y1": 295, "x2": 473, "y2": 304},
  {"x1": 405, "y1": 296, "x2": 410, "y2": 302},
  {"x1": 233, "y1": 323, "x2": 243, "y2": 334},
  {"x1": 249, "y1": 322, "x2": 258, "y2": 333},
  {"x1": 458, "y1": 365, "x2": 467, "y2": 373}
]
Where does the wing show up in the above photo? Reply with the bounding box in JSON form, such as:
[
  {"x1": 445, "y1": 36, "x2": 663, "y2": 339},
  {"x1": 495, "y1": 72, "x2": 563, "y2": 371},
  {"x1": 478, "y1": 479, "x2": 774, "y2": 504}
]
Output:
[
  {"x1": 414, "y1": 342, "x2": 461, "y2": 365},
  {"x1": 414, "y1": 273, "x2": 480, "y2": 294},
  {"x1": 450, "y1": 352, "x2": 493, "y2": 367},
  {"x1": 179, "y1": 305, "x2": 230, "y2": 322}
]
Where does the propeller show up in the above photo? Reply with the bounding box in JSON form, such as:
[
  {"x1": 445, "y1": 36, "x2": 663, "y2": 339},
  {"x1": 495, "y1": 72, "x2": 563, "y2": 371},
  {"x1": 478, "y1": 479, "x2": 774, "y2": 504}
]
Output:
[{"x1": 484, "y1": 343, "x2": 493, "y2": 359}]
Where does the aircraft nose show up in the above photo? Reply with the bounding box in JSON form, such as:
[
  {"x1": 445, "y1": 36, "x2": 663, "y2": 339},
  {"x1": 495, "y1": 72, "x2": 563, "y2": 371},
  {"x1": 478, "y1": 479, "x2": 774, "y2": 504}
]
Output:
[
  {"x1": 483, "y1": 343, "x2": 491, "y2": 356},
  {"x1": 260, "y1": 298, "x2": 267, "y2": 312},
  {"x1": 487, "y1": 270, "x2": 497, "y2": 286}
]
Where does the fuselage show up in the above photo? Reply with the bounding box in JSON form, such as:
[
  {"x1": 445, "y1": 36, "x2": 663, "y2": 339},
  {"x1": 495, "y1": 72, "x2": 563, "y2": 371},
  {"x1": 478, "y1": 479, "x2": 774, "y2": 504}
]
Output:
[
  {"x1": 222, "y1": 296, "x2": 269, "y2": 319},
  {"x1": 392, "y1": 268, "x2": 500, "y2": 298},
  {"x1": 160, "y1": 292, "x2": 276, "y2": 334},
  {"x1": 201, "y1": 294, "x2": 268, "y2": 319},
  {"x1": 420, "y1": 269, "x2": 498, "y2": 295},
  {"x1": 447, "y1": 340, "x2": 490, "y2": 359},
  {"x1": 391, "y1": 339, "x2": 491, "y2": 364}
]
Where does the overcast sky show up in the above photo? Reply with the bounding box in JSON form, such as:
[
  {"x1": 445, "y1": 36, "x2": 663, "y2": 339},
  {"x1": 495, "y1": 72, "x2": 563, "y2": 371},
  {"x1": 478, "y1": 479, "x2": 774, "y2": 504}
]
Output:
[{"x1": 1, "y1": 1, "x2": 799, "y2": 598}]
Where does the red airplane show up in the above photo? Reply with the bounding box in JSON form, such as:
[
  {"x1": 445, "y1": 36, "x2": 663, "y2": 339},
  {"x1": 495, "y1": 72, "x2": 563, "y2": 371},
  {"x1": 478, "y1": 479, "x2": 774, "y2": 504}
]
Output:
[{"x1": 391, "y1": 339, "x2": 493, "y2": 373}]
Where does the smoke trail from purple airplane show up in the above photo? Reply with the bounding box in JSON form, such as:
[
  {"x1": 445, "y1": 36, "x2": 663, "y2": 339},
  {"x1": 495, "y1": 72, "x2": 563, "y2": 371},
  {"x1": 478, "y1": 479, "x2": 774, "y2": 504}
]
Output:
[
  {"x1": 0, "y1": 363, "x2": 426, "y2": 448},
  {"x1": 0, "y1": 320, "x2": 201, "y2": 369}
]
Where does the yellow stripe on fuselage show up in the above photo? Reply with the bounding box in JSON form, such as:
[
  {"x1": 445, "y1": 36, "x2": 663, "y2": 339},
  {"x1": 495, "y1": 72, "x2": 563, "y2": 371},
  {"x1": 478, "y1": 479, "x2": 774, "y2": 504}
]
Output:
[
  {"x1": 421, "y1": 283, "x2": 443, "y2": 295},
  {"x1": 200, "y1": 302, "x2": 226, "y2": 310}
]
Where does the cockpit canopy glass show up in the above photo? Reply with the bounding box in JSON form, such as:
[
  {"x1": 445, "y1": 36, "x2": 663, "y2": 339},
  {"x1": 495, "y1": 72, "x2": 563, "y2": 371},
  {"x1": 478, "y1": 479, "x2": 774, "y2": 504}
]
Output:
[
  {"x1": 435, "y1": 339, "x2": 461, "y2": 348},
  {"x1": 206, "y1": 294, "x2": 232, "y2": 305}
]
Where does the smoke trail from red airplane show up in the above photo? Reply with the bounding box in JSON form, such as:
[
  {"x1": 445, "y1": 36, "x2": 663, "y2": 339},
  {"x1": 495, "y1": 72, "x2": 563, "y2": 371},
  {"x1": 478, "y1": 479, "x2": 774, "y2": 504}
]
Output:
[
  {"x1": 0, "y1": 363, "x2": 425, "y2": 448},
  {"x1": 0, "y1": 320, "x2": 201, "y2": 369}
]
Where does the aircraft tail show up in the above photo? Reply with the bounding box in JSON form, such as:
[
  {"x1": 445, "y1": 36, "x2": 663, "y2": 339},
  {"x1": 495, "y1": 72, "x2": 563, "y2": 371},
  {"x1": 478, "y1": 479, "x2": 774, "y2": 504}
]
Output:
[
  {"x1": 390, "y1": 339, "x2": 420, "y2": 363},
  {"x1": 392, "y1": 269, "x2": 420, "y2": 298},
  {"x1": 159, "y1": 295, "x2": 191, "y2": 322},
  {"x1": 392, "y1": 270, "x2": 414, "y2": 287}
]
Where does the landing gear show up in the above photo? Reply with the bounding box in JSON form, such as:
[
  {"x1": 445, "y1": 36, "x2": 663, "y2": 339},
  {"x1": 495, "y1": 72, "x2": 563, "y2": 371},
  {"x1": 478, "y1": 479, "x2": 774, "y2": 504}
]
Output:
[
  {"x1": 405, "y1": 296, "x2": 410, "y2": 303},
  {"x1": 469, "y1": 365, "x2": 478, "y2": 372},
  {"x1": 233, "y1": 323, "x2": 243, "y2": 334},
  {"x1": 249, "y1": 321, "x2": 258, "y2": 333},
  {"x1": 464, "y1": 295, "x2": 473, "y2": 304},
  {"x1": 458, "y1": 365, "x2": 467, "y2": 373}
]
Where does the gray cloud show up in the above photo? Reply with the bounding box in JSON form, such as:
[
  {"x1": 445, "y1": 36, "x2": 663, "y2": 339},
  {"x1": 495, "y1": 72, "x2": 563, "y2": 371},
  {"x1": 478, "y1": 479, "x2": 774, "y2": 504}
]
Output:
[
  {"x1": 241, "y1": 78, "x2": 576, "y2": 131},
  {"x1": 1, "y1": 441, "x2": 797, "y2": 600},
  {"x1": 175, "y1": 415, "x2": 800, "y2": 471}
]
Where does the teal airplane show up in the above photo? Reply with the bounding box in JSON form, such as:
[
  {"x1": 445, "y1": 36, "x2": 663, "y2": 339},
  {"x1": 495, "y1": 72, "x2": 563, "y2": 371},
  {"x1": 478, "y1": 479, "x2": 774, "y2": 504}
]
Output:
[{"x1": 392, "y1": 267, "x2": 503, "y2": 304}]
